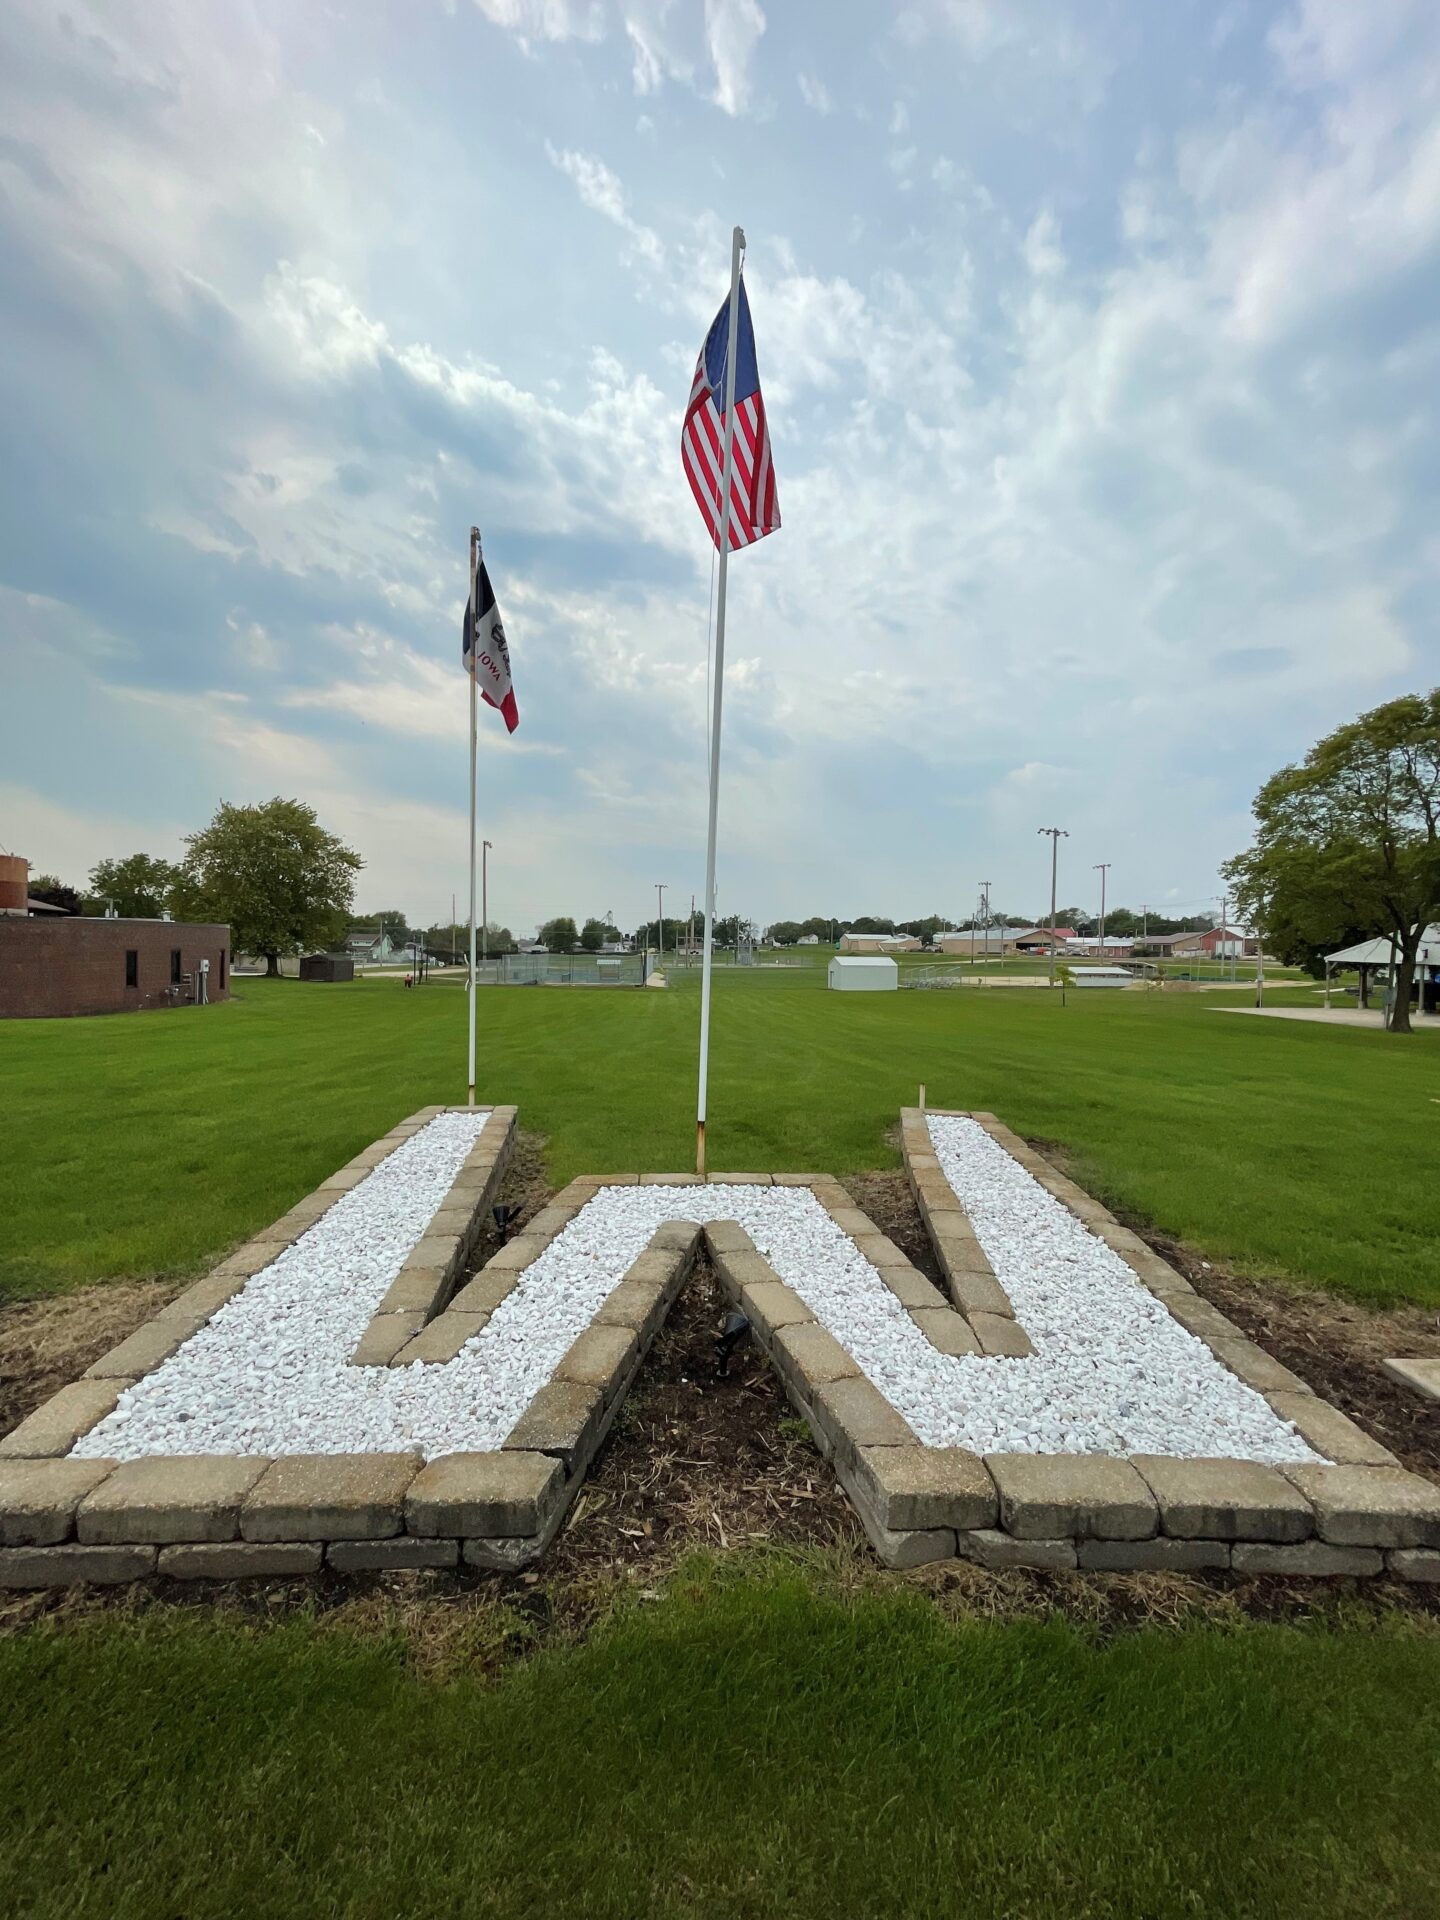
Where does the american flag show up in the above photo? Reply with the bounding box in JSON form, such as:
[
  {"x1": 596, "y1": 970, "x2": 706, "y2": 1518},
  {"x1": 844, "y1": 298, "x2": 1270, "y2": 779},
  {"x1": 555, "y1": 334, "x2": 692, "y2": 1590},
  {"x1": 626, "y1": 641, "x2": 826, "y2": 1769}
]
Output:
[{"x1": 682, "y1": 278, "x2": 779, "y2": 552}]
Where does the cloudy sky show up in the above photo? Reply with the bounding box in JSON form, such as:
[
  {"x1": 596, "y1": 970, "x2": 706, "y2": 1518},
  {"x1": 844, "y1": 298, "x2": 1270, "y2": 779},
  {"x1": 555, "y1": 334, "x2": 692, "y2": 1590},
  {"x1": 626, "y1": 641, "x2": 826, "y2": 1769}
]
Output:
[{"x1": 3, "y1": 0, "x2": 1438, "y2": 934}]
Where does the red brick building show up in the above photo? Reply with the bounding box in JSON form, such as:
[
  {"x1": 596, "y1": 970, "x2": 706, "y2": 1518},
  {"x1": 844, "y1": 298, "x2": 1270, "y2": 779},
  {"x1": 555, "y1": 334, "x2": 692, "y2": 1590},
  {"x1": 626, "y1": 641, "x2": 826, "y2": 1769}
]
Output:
[{"x1": 0, "y1": 916, "x2": 232, "y2": 1018}]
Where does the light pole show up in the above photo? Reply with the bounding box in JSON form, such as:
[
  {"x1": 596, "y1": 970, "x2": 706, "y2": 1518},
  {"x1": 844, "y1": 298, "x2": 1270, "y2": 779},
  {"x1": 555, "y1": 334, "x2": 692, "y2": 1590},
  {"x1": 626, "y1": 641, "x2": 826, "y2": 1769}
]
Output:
[
  {"x1": 1093, "y1": 862, "x2": 1111, "y2": 955},
  {"x1": 980, "y1": 880, "x2": 991, "y2": 964},
  {"x1": 1037, "y1": 828, "x2": 1068, "y2": 989},
  {"x1": 655, "y1": 883, "x2": 667, "y2": 964},
  {"x1": 482, "y1": 841, "x2": 492, "y2": 963}
]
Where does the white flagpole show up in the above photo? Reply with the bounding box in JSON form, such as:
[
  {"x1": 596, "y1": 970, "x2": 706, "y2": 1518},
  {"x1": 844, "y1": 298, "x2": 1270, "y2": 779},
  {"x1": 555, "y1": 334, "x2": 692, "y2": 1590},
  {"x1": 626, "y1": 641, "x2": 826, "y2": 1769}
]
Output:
[
  {"x1": 467, "y1": 525, "x2": 479, "y2": 1106},
  {"x1": 695, "y1": 224, "x2": 745, "y2": 1176}
]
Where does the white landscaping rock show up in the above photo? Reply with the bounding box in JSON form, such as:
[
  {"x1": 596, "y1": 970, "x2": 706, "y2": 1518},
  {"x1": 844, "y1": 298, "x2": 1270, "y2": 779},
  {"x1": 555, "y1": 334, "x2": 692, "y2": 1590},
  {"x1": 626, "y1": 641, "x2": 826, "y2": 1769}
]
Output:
[{"x1": 73, "y1": 1112, "x2": 1321, "y2": 1465}]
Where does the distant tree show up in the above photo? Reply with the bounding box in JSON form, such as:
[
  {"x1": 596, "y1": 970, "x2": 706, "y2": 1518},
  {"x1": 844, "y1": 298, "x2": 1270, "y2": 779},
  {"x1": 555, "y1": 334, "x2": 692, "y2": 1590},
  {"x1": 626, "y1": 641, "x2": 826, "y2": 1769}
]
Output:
[
  {"x1": 1225, "y1": 691, "x2": 1440, "y2": 1033},
  {"x1": 26, "y1": 873, "x2": 83, "y2": 915},
  {"x1": 766, "y1": 920, "x2": 802, "y2": 945},
  {"x1": 847, "y1": 915, "x2": 896, "y2": 935},
  {"x1": 539, "y1": 916, "x2": 578, "y2": 953},
  {"x1": 358, "y1": 908, "x2": 411, "y2": 946},
  {"x1": 88, "y1": 853, "x2": 180, "y2": 919},
  {"x1": 580, "y1": 917, "x2": 608, "y2": 952},
  {"x1": 175, "y1": 798, "x2": 362, "y2": 976}
]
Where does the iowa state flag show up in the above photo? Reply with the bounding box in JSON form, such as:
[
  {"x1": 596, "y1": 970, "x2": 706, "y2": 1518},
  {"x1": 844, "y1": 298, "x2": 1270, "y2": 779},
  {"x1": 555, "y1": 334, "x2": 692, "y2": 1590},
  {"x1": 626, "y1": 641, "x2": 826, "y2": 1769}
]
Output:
[{"x1": 462, "y1": 554, "x2": 518, "y2": 733}]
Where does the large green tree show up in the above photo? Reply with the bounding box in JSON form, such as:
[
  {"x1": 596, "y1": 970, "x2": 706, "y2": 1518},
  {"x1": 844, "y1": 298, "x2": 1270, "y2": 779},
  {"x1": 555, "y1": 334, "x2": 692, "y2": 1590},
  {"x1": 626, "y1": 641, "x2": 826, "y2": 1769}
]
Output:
[
  {"x1": 539, "y1": 916, "x2": 578, "y2": 953},
  {"x1": 1224, "y1": 691, "x2": 1440, "y2": 1033},
  {"x1": 26, "y1": 873, "x2": 83, "y2": 915},
  {"x1": 87, "y1": 853, "x2": 179, "y2": 919},
  {"x1": 175, "y1": 798, "x2": 363, "y2": 976},
  {"x1": 579, "y1": 917, "x2": 609, "y2": 953}
]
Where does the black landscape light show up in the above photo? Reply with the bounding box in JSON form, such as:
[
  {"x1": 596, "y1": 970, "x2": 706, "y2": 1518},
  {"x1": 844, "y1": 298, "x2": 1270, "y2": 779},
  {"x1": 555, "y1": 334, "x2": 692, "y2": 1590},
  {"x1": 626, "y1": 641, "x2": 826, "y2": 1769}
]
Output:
[
  {"x1": 714, "y1": 1310, "x2": 750, "y2": 1379},
  {"x1": 492, "y1": 1203, "x2": 519, "y2": 1243}
]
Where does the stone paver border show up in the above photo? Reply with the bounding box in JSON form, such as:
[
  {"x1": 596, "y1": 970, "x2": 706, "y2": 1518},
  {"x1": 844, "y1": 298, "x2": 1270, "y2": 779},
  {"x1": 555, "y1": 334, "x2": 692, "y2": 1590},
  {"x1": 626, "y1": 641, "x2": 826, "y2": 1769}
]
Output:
[
  {"x1": 0, "y1": 1122, "x2": 703, "y2": 1586},
  {"x1": 867, "y1": 1105, "x2": 1439, "y2": 1577},
  {"x1": 349, "y1": 1106, "x2": 517, "y2": 1365},
  {"x1": 898, "y1": 1108, "x2": 1033, "y2": 1356},
  {"x1": 5, "y1": 1137, "x2": 1437, "y2": 1588}
]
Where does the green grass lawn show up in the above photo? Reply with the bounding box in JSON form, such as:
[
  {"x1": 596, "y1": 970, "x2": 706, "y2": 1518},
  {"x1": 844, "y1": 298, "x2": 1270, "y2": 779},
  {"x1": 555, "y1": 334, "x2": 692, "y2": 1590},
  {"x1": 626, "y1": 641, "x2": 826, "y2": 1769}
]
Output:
[
  {"x1": 3, "y1": 1559, "x2": 1438, "y2": 1920},
  {"x1": 5, "y1": 974, "x2": 1440, "y2": 1919},
  {"x1": 2, "y1": 966, "x2": 1436, "y2": 1305}
]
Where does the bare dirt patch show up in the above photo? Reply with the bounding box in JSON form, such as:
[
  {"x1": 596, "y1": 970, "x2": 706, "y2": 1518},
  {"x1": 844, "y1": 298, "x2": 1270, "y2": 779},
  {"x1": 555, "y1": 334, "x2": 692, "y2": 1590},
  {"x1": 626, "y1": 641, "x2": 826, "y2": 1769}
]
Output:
[{"x1": 0, "y1": 1280, "x2": 180, "y2": 1438}]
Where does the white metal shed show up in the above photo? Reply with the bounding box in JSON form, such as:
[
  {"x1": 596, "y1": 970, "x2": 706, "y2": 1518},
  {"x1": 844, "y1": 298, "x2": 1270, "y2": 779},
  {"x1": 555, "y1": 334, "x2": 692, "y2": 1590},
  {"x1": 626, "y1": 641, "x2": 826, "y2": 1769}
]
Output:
[{"x1": 828, "y1": 955, "x2": 898, "y2": 992}]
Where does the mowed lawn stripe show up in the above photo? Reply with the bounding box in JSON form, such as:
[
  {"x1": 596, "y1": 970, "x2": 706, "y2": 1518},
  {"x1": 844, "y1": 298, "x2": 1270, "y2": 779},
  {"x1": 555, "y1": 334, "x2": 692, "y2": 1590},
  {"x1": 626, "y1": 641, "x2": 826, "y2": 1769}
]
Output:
[{"x1": 2, "y1": 1566, "x2": 1438, "y2": 1920}]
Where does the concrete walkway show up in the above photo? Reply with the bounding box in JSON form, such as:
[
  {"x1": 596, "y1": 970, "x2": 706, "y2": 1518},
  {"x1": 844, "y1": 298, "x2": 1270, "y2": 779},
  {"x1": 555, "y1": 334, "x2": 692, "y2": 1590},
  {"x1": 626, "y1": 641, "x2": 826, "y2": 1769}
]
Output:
[{"x1": 1211, "y1": 1006, "x2": 1440, "y2": 1031}]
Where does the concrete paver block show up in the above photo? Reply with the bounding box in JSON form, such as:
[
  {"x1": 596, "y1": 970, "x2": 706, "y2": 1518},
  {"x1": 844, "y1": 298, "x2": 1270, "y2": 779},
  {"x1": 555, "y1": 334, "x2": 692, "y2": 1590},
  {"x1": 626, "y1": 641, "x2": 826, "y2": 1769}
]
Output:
[
  {"x1": 773, "y1": 1321, "x2": 861, "y2": 1389},
  {"x1": 956, "y1": 1529, "x2": 1077, "y2": 1572},
  {"x1": 449, "y1": 1271, "x2": 520, "y2": 1316},
  {"x1": 909, "y1": 1308, "x2": 981, "y2": 1356},
  {"x1": 398, "y1": 1313, "x2": 488, "y2": 1366},
  {"x1": 986, "y1": 1453, "x2": 1158, "y2": 1540},
  {"x1": 1386, "y1": 1548, "x2": 1440, "y2": 1583},
  {"x1": 853, "y1": 1445, "x2": 997, "y2": 1531},
  {"x1": 811, "y1": 1377, "x2": 919, "y2": 1459},
  {"x1": 971, "y1": 1314, "x2": 1035, "y2": 1358},
  {"x1": 739, "y1": 1280, "x2": 816, "y2": 1336},
  {"x1": 503, "y1": 1381, "x2": 606, "y2": 1471},
  {"x1": 0, "y1": 1381, "x2": 126, "y2": 1458},
  {"x1": 1266, "y1": 1393, "x2": 1397, "y2": 1466},
  {"x1": 1, "y1": 1544, "x2": 156, "y2": 1587},
  {"x1": 77, "y1": 1455, "x2": 270, "y2": 1544},
  {"x1": 0, "y1": 1458, "x2": 116, "y2": 1546},
  {"x1": 158, "y1": 1541, "x2": 323, "y2": 1579},
  {"x1": 1282, "y1": 1464, "x2": 1440, "y2": 1549},
  {"x1": 242, "y1": 1453, "x2": 420, "y2": 1541},
  {"x1": 555, "y1": 1325, "x2": 639, "y2": 1398},
  {"x1": 407, "y1": 1451, "x2": 562, "y2": 1538},
  {"x1": 327, "y1": 1537, "x2": 460, "y2": 1572},
  {"x1": 1380, "y1": 1357, "x2": 1440, "y2": 1403},
  {"x1": 1133, "y1": 1456, "x2": 1314, "y2": 1543},
  {"x1": 1077, "y1": 1537, "x2": 1231, "y2": 1572},
  {"x1": 83, "y1": 1320, "x2": 198, "y2": 1380},
  {"x1": 1231, "y1": 1540, "x2": 1383, "y2": 1577},
  {"x1": 351, "y1": 1313, "x2": 424, "y2": 1367}
]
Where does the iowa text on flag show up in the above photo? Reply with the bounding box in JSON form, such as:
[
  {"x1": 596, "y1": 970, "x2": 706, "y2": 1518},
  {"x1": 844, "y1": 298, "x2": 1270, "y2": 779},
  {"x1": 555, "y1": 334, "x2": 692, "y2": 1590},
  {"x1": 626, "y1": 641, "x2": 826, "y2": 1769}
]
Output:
[
  {"x1": 682, "y1": 278, "x2": 779, "y2": 552},
  {"x1": 462, "y1": 556, "x2": 519, "y2": 733}
]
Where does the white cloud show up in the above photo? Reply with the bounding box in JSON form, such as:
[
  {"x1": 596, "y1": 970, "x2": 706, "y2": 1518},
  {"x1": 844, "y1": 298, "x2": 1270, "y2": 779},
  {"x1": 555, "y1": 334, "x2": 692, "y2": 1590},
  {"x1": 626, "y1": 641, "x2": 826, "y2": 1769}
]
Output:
[
  {"x1": 798, "y1": 71, "x2": 832, "y2": 115},
  {"x1": 1023, "y1": 208, "x2": 1065, "y2": 277},
  {"x1": 705, "y1": 0, "x2": 765, "y2": 116},
  {"x1": 545, "y1": 142, "x2": 665, "y2": 266},
  {"x1": 470, "y1": 0, "x2": 604, "y2": 47}
]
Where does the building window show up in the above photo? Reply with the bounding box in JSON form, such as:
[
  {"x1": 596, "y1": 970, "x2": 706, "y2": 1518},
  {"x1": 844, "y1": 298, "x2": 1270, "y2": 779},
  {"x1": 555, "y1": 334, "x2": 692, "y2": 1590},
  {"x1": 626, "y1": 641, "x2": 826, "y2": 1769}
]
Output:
[
  {"x1": 171, "y1": 949, "x2": 182, "y2": 985},
  {"x1": 125, "y1": 949, "x2": 138, "y2": 989},
  {"x1": 219, "y1": 949, "x2": 227, "y2": 988}
]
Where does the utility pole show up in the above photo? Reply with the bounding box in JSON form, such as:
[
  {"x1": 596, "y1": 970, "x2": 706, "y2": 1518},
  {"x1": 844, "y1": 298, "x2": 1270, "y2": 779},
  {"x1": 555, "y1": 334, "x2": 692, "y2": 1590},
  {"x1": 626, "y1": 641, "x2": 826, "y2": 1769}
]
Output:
[
  {"x1": 655, "y1": 883, "x2": 667, "y2": 965},
  {"x1": 1219, "y1": 890, "x2": 1228, "y2": 983},
  {"x1": 482, "y1": 841, "x2": 492, "y2": 963},
  {"x1": 978, "y1": 881, "x2": 991, "y2": 965},
  {"x1": 1037, "y1": 828, "x2": 1068, "y2": 989},
  {"x1": 451, "y1": 891, "x2": 456, "y2": 967},
  {"x1": 1094, "y1": 862, "x2": 1111, "y2": 954}
]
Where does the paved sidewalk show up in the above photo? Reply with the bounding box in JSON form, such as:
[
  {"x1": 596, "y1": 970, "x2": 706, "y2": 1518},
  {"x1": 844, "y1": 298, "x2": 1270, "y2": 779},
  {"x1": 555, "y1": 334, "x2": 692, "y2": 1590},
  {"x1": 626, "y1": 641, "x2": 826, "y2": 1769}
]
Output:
[{"x1": 1211, "y1": 1006, "x2": 1440, "y2": 1031}]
